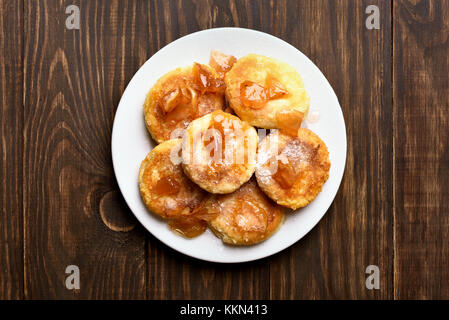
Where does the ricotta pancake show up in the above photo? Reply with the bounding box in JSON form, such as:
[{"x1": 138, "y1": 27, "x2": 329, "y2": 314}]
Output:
[
  {"x1": 225, "y1": 54, "x2": 310, "y2": 130},
  {"x1": 206, "y1": 179, "x2": 285, "y2": 245},
  {"x1": 182, "y1": 110, "x2": 258, "y2": 194},
  {"x1": 256, "y1": 129, "x2": 330, "y2": 210},
  {"x1": 139, "y1": 139, "x2": 206, "y2": 220},
  {"x1": 144, "y1": 63, "x2": 225, "y2": 143}
]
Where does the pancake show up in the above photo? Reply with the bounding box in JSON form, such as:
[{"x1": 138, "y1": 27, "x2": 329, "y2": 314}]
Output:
[
  {"x1": 144, "y1": 63, "x2": 225, "y2": 143},
  {"x1": 255, "y1": 129, "x2": 330, "y2": 210},
  {"x1": 181, "y1": 110, "x2": 258, "y2": 194},
  {"x1": 206, "y1": 179, "x2": 285, "y2": 245},
  {"x1": 225, "y1": 54, "x2": 310, "y2": 130},
  {"x1": 138, "y1": 139, "x2": 206, "y2": 220}
]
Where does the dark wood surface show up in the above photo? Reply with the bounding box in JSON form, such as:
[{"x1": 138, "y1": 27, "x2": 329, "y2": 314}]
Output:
[
  {"x1": 0, "y1": 0, "x2": 447, "y2": 299},
  {"x1": 393, "y1": 0, "x2": 449, "y2": 299},
  {"x1": 0, "y1": 0, "x2": 24, "y2": 300}
]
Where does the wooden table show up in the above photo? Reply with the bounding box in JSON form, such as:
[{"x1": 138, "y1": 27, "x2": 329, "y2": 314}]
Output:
[{"x1": 0, "y1": 0, "x2": 448, "y2": 300}]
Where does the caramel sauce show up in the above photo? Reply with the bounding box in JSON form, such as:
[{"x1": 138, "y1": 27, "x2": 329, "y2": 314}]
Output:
[
  {"x1": 168, "y1": 216, "x2": 207, "y2": 238},
  {"x1": 235, "y1": 201, "x2": 268, "y2": 233},
  {"x1": 164, "y1": 101, "x2": 196, "y2": 125},
  {"x1": 192, "y1": 199, "x2": 220, "y2": 221},
  {"x1": 168, "y1": 199, "x2": 218, "y2": 238},
  {"x1": 272, "y1": 140, "x2": 315, "y2": 189},
  {"x1": 193, "y1": 63, "x2": 225, "y2": 94},
  {"x1": 208, "y1": 118, "x2": 227, "y2": 160},
  {"x1": 240, "y1": 75, "x2": 288, "y2": 109},
  {"x1": 275, "y1": 109, "x2": 304, "y2": 137},
  {"x1": 153, "y1": 176, "x2": 180, "y2": 196},
  {"x1": 273, "y1": 160, "x2": 301, "y2": 189},
  {"x1": 209, "y1": 50, "x2": 237, "y2": 78}
]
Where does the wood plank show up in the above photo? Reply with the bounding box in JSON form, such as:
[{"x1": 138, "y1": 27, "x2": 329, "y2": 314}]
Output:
[
  {"x1": 23, "y1": 0, "x2": 148, "y2": 299},
  {"x1": 268, "y1": 0, "x2": 393, "y2": 299},
  {"x1": 148, "y1": 240, "x2": 271, "y2": 299},
  {"x1": 0, "y1": 0, "x2": 24, "y2": 300},
  {"x1": 393, "y1": 0, "x2": 449, "y2": 299}
]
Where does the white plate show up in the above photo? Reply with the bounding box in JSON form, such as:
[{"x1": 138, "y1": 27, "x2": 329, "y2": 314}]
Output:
[{"x1": 111, "y1": 28, "x2": 346, "y2": 263}]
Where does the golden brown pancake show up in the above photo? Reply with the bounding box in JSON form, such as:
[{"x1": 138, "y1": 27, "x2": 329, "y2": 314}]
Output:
[
  {"x1": 225, "y1": 54, "x2": 310, "y2": 130},
  {"x1": 139, "y1": 139, "x2": 206, "y2": 219},
  {"x1": 144, "y1": 63, "x2": 225, "y2": 144},
  {"x1": 206, "y1": 179, "x2": 285, "y2": 245},
  {"x1": 255, "y1": 129, "x2": 330, "y2": 210},
  {"x1": 181, "y1": 110, "x2": 258, "y2": 194}
]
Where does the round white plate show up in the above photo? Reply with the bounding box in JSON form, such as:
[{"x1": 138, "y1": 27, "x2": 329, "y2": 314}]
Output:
[{"x1": 112, "y1": 28, "x2": 346, "y2": 263}]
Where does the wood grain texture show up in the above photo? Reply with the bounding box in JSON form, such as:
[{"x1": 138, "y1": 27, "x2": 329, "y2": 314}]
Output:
[
  {"x1": 393, "y1": 0, "x2": 449, "y2": 299},
  {"x1": 23, "y1": 0, "x2": 147, "y2": 299},
  {"x1": 0, "y1": 0, "x2": 24, "y2": 300},
  {"x1": 266, "y1": 0, "x2": 393, "y2": 299},
  {"x1": 1, "y1": 0, "x2": 447, "y2": 300}
]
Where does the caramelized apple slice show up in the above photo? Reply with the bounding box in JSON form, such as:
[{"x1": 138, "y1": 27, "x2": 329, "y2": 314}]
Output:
[
  {"x1": 240, "y1": 75, "x2": 289, "y2": 109},
  {"x1": 160, "y1": 88, "x2": 182, "y2": 113},
  {"x1": 273, "y1": 159, "x2": 301, "y2": 189},
  {"x1": 240, "y1": 81, "x2": 268, "y2": 109},
  {"x1": 266, "y1": 75, "x2": 289, "y2": 99},
  {"x1": 180, "y1": 85, "x2": 197, "y2": 106},
  {"x1": 193, "y1": 62, "x2": 225, "y2": 94},
  {"x1": 209, "y1": 50, "x2": 237, "y2": 78}
]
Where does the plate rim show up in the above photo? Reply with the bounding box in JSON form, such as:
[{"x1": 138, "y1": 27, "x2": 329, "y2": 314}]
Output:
[{"x1": 111, "y1": 27, "x2": 347, "y2": 263}]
